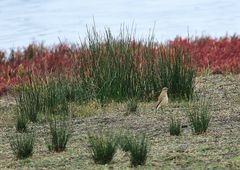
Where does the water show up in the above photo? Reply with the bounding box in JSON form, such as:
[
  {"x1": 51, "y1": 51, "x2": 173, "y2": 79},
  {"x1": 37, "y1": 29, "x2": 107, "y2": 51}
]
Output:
[{"x1": 0, "y1": 0, "x2": 239, "y2": 50}]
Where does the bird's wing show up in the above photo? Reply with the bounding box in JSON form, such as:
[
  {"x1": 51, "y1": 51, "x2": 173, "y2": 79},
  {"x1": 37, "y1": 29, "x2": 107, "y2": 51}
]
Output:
[
  {"x1": 158, "y1": 92, "x2": 164, "y2": 103},
  {"x1": 156, "y1": 92, "x2": 164, "y2": 109}
]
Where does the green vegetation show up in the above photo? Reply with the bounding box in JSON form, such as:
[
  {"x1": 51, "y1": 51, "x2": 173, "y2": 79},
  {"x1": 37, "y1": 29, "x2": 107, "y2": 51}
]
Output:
[
  {"x1": 116, "y1": 131, "x2": 133, "y2": 152},
  {"x1": 187, "y1": 99, "x2": 211, "y2": 134},
  {"x1": 9, "y1": 132, "x2": 35, "y2": 159},
  {"x1": 47, "y1": 119, "x2": 71, "y2": 152},
  {"x1": 2, "y1": 28, "x2": 239, "y2": 169},
  {"x1": 13, "y1": 28, "x2": 196, "y2": 124},
  {"x1": 16, "y1": 81, "x2": 43, "y2": 122},
  {"x1": 126, "y1": 99, "x2": 138, "y2": 113},
  {"x1": 88, "y1": 131, "x2": 117, "y2": 164},
  {"x1": 15, "y1": 112, "x2": 28, "y2": 133},
  {"x1": 43, "y1": 78, "x2": 69, "y2": 116},
  {"x1": 128, "y1": 134, "x2": 149, "y2": 167},
  {"x1": 116, "y1": 132, "x2": 149, "y2": 166},
  {"x1": 78, "y1": 27, "x2": 196, "y2": 102},
  {"x1": 169, "y1": 117, "x2": 181, "y2": 136}
]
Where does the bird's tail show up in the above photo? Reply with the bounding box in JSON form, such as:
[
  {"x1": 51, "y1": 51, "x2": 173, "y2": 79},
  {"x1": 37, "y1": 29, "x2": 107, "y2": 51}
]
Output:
[{"x1": 155, "y1": 102, "x2": 160, "y2": 109}]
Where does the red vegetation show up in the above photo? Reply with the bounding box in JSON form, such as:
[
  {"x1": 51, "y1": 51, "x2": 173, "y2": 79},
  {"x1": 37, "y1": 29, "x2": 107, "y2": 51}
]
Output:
[
  {"x1": 0, "y1": 35, "x2": 240, "y2": 95},
  {"x1": 170, "y1": 35, "x2": 240, "y2": 74}
]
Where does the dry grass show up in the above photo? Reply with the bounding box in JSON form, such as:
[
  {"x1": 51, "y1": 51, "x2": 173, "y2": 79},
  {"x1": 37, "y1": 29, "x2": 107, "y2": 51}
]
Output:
[{"x1": 0, "y1": 74, "x2": 240, "y2": 169}]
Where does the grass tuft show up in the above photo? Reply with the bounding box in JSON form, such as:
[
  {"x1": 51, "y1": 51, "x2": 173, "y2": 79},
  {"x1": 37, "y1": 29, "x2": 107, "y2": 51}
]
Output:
[
  {"x1": 9, "y1": 132, "x2": 35, "y2": 159},
  {"x1": 47, "y1": 118, "x2": 71, "y2": 152},
  {"x1": 16, "y1": 112, "x2": 29, "y2": 133},
  {"x1": 88, "y1": 131, "x2": 117, "y2": 165},
  {"x1": 187, "y1": 99, "x2": 211, "y2": 134},
  {"x1": 128, "y1": 134, "x2": 149, "y2": 167},
  {"x1": 169, "y1": 117, "x2": 181, "y2": 136},
  {"x1": 115, "y1": 131, "x2": 133, "y2": 152},
  {"x1": 16, "y1": 82, "x2": 43, "y2": 122},
  {"x1": 126, "y1": 99, "x2": 138, "y2": 113}
]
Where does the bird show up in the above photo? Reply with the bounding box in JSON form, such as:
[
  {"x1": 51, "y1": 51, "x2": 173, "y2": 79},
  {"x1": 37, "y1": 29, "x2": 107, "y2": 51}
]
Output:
[{"x1": 156, "y1": 87, "x2": 168, "y2": 110}]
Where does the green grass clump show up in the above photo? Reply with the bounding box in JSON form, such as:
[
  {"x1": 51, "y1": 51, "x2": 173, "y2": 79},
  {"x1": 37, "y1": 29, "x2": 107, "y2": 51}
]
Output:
[
  {"x1": 127, "y1": 99, "x2": 138, "y2": 113},
  {"x1": 16, "y1": 112, "x2": 28, "y2": 133},
  {"x1": 187, "y1": 99, "x2": 211, "y2": 134},
  {"x1": 16, "y1": 82, "x2": 43, "y2": 122},
  {"x1": 47, "y1": 119, "x2": 71, "y2": 152},
  {"x1": 115, "y1": 132, "x2": 132, "y2": 152},
  {"x1": 169, "y1": 117, "x2": 181, "y2": 136},
  {"x1": 9, "y1": 133, "x2": 35, "y2": 159},
  {"x1": 128, "y1": 134, "x2": 149, "y2": 167},
  {"x1": 88, "y1": 132, "x2": 117, "y2": 165}
]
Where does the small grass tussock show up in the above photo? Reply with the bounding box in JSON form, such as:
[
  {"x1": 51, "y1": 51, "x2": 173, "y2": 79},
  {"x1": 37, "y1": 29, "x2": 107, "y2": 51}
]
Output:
[
  {"x1": 9, "y1": 132, "x2": 35, "y2": 159},
  {"x1": 47, "y1": 118, "x2": 71, "y2": 152},
  {"x1": 16, "y1": 111, "x2": 29, "y2": 133},
  {"x1": 169, "y1": 117, "x2": 181, "y2": 136},
  {"x1": 115, "y1": 131, "x2": 133, "y2": 152},
  {"x1": 126, "y1": 99, "x2": 138, "y2": 114},
  {"x1": 88, "y1": 131, "x2": 117, "y2": 165},
  {"x1": 128, "y1": 134, "x2": 149, "y2": 167},
  {"x1": 187, "y1": 98, "x2": 211, "y2": 134}
]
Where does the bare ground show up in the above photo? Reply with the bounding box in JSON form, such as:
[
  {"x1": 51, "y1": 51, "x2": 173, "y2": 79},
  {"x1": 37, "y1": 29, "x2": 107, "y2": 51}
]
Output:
[{"x1": 0, "y1": 74, "x2": 240, "y2": 169}]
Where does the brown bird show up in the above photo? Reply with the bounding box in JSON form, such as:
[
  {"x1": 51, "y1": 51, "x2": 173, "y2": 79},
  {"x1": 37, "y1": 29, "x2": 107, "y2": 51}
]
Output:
[{"x1": 156, "y1": 87, "x2": 168, "y2": 110}]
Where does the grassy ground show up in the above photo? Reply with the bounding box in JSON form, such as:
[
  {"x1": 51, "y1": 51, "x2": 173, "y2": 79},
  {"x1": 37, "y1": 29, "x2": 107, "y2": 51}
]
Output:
[{"x1": 0, "y1": 74, "x2": 240, "y2": 169}]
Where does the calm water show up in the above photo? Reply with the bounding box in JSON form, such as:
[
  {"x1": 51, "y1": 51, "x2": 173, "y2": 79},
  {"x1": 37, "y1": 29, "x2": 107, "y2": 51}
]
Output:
[{"x1": 0, "y1": 0, "x2": 239, "y2": 50}]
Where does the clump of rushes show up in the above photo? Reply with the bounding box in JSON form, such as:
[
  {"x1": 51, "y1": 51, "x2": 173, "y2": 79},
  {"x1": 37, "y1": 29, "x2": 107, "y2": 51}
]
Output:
[
  {"x1": 13, "y1": 27, "x2": 196, "y2": 106},
  {"x1": 116, "y1": 132, "x2": 132, "y2": 152},
  {"x1": 85, "y1": 27, "x2": 195, "y2": 102},
  {"x1": 128, "y1": 134, "x2": 149, "y2": 167},
  {"x1": 127, "y1": 99, "x2": 138, "y2": 113},
  {"x1": 16, "y1": 82, "x2": 43, "y2": 123},
  {"x1": 88, "y1": 131, "x2": 117, "y2": 165},
  {"x1": 47, "y1": 118, "x2": 71, "y2": 152},
  {"x1": 187, "y1": 99, "x2": 211, "y2": 134},
  {"x1": 16, "y1": 112, "x2": 29, "y2": 133},
  {"x1": 43, "y1": 78, "x2": 69, "y2": 117},
  {"x1": 9, "y1": 132, "x2": 35, "y2": 159},
  {"x1": 169, "y1": 117, "x2": 181, "y2": 136},
  {"x1": 157, "y1": 46, "x2": 196, "y2": 100}
]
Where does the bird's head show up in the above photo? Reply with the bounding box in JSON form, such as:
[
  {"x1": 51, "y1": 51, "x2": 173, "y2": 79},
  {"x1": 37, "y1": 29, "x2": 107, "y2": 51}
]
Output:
[{"x1": 162, "y1": 87, "x2": 168, "y2": 91}]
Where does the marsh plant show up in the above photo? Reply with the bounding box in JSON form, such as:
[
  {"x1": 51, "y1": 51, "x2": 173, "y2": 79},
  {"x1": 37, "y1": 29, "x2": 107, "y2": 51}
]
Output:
[
  {"x1": 16, "y1": 76, "x2": 72, "y2": 122},
  {"x1": 88, "y1": 131, "x2": 117, "y2": 165},
  {"x1": 16, "y1": 112, "x2": 29, "y2": 133},
  {"x1": 43, "y1": 78, "x2": 69, "y2": 116},
  {"x1": 47, "y1": 119, "x2": 71, "y2": 152},
  {"x1": 16, "y1": 83, "x2": 43, "y2": 122},
  {"x1": 127, "y1": 99, "x2": 138, "y2": 113},
  {"x1": 14, "y1": 27, "x2": 195, "y2": 108},
  {"x1": 78, "y1": 27, "x2": 196, "y2": 102},
  {"x1": 116, "y1": 131, "x2": 133, "y2": 152},
  {"x1": 169, "y1": 117, "x2": 181, "y2": 136},
  {"x1": 9, "y1": 132, "x2": 35, "y2": 159},
  {"x1": 187, "y1": 99, "x2": 211, "y2": 134},
  {"x1": 128, "y1": 134, "x2": 149, "y2": 167}
]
